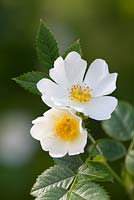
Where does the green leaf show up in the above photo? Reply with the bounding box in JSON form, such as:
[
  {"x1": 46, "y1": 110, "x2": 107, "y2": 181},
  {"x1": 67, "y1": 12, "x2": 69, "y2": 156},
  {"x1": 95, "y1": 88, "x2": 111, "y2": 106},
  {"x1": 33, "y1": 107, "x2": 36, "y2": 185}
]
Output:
[
  {"x1": 68, "y1": 180, "x2": 110, "y2": 200},
  {"x1": 125, "y1": 150, "x2": 134, "y2": 176},
  {"x1": 36, "y1": 19, "x2": 59, "y2": 68},
  {"x1": 90, "y1": 139, "x2": 127, "y2": 161},
  {"x1": 78, "y1": 161, "x2": 113, "y2": 182},
  {"x1": 35, "y1": 187, "x2": 67, "y2": 200},
  {"x1": 54, "y1": 155, "x2": 83, "y2": 172},
  {"x1": 13, "y1": 71, "x2": 45, "y2": 95},
  {"x1": 63, "y1": 39, "x2": 82, "y2": 58},
  {"x1": 31, "y1": 165, "x2": 75, "y2": 197},
  {"x1": 102, "y1": 101, "x2": 134, "y2": 141}
]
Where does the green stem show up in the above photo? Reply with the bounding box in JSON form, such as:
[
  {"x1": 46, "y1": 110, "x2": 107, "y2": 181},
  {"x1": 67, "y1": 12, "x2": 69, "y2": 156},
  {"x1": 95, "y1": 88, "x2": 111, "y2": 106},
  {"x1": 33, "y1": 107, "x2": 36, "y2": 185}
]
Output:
[
  {"x1": 87, "y1": 140, "x2": 100, "y2": 159},
  {"x1": 88, "y1": 134, "x2": 103, "y2": 155},
  {"x1": 128, "y1": 137, "x2": 134, "y2": 153},
  {"x1": 88, "y1": 133, "x2": 124, "y2": 187}
]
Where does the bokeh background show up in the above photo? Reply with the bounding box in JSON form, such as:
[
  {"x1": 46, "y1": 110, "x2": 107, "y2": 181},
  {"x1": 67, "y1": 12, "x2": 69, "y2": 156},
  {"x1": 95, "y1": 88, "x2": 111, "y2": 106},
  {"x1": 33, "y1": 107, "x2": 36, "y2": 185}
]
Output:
[{"x1": 0, "y1": 0, "x2": 134, "y2": 199}]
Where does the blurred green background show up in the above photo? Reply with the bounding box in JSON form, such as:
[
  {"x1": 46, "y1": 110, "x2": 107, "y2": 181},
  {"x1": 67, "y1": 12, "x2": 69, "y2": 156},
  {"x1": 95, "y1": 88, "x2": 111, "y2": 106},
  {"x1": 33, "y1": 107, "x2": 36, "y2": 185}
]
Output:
[{"x1": 0, "y1": 0, "x2": 134, "y2": 199}]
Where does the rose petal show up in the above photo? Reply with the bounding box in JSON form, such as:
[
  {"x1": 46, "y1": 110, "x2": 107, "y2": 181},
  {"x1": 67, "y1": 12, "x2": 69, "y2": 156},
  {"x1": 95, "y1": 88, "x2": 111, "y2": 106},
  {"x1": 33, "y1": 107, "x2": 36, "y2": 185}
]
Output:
[{"x1": 83, "y1": 96, "x2": 118, "y2": 120}]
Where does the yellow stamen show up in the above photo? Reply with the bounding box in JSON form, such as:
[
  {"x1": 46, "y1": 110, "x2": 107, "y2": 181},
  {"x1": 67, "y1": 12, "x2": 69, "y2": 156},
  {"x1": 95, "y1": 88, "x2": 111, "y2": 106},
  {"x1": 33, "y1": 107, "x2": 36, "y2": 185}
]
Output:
[
  {"x1": 69, "y1": 83, "x2": 91, "y2": 103},
  {"x1": 55, "y1": 115, "x2": 79, "y2": 141}
]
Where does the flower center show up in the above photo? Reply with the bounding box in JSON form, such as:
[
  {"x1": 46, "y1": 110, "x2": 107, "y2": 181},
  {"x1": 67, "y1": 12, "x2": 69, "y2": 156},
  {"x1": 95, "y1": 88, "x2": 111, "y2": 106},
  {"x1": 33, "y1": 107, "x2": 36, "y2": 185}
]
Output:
[
  {"x1": 69, "y1": 84, "x2": 91, "y2": 103},
  {"x1": 55, "y1": 115, "x2": 79, "y2": 141}
]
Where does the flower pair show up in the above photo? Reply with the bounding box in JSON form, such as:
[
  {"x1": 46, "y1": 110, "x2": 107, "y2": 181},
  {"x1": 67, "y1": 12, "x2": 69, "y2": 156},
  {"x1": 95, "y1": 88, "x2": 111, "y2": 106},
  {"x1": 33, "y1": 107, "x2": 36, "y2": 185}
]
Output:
[{"x1": 30, "y1": 51, "x2": 118, "y2": 157}]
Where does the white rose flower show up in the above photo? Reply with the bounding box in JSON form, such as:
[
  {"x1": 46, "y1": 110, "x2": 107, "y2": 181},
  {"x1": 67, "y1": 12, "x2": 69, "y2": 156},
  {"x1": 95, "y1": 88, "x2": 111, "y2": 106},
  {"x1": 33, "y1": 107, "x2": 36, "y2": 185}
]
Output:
[
  {"x1": 37, "y1": 51, "x2": 118, "y2": 120},
  {"x1": 30, "y1": 108, "x2": 87, "y2": 158}
]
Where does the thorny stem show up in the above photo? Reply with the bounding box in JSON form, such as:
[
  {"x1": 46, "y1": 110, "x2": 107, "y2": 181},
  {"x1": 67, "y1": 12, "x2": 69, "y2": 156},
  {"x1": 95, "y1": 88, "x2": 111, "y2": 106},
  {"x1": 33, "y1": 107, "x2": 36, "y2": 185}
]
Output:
[{"x1": 88, "y1": 133, "x2": 124, "y2": 187}]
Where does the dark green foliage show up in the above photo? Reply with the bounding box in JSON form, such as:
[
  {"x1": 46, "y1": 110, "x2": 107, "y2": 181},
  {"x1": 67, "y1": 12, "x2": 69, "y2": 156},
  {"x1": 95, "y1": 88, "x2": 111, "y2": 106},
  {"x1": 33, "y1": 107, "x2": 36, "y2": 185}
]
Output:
[
  {"x1": 102, "y1": 102, "x2": 134, "y2": 141},
  {"x1": 89, "y1": 139, "x2": 127, "y2": 161},
  {"x1": 31, "y1": 157, "x2": 112, "y2": 199},
  {"x1": 78, "y1": 161, "x2": 113, "y2": 182},
  {"x1": 54, "y1": 154, "x2": 83, "y2": 172},
  {"x1": 125, "y1": 150, "x2": 134, "y2": 176},
  {"x1": 31, "y1": 165, "x2": 75, "y2": 197},
  {"x1": 63, "y1": 39, "x2": 82, "y2": 58},
  {"x1": 36, "y1": 19, "x2": 59, "y2": 68},
  {"x1": 67, "y1": 180, "x2": 110, "y2": 200},
  {"x1": 35, "y1": 187, "x2": 67, "y2": 200},
  {"x1": 13, "y1": 71, "x2": 46, "y2": 95}
]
